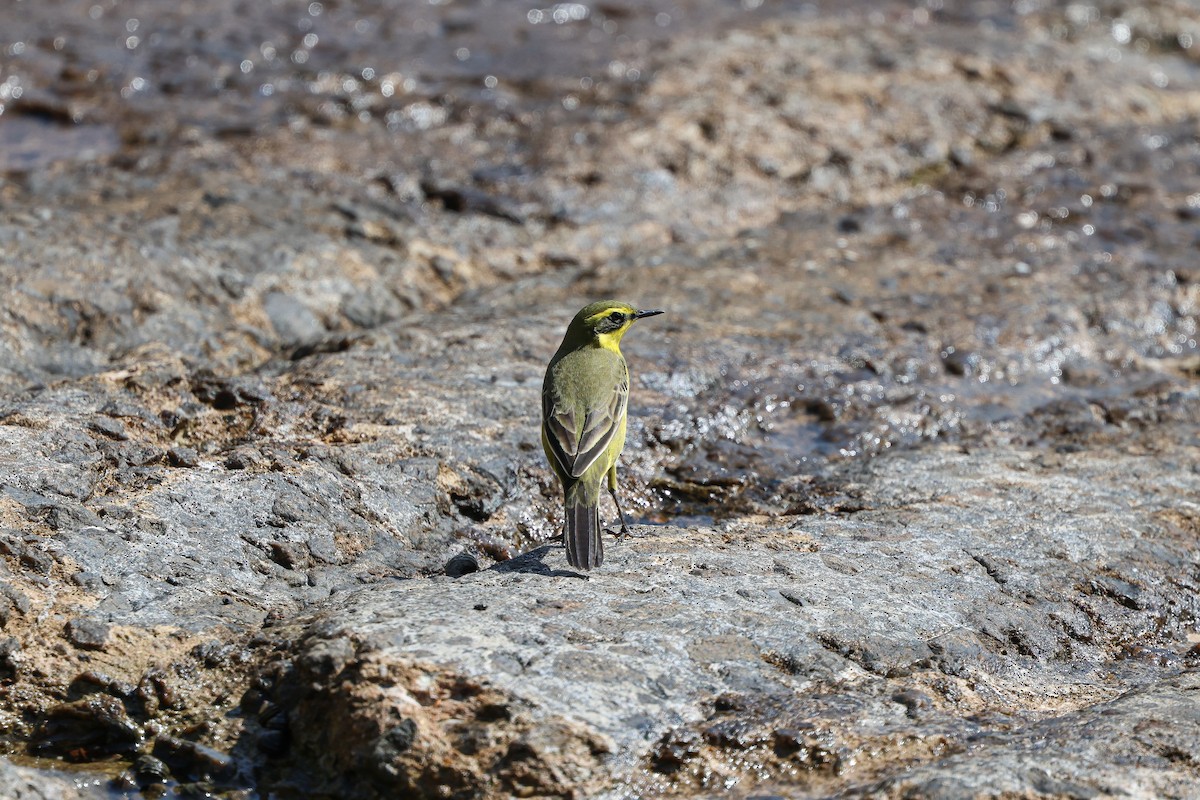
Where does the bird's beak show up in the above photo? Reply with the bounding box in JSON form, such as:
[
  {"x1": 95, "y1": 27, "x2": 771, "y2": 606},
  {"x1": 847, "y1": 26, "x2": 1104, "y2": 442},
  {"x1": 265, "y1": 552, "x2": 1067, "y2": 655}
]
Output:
[{"x1": 634, "y1": 309, "x2": 665, "y2": 319}]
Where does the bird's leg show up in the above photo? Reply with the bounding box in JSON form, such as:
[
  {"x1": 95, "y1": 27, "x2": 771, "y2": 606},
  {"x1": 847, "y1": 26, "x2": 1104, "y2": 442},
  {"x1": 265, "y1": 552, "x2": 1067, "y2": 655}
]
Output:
[{"x1": 607, "y1": 465, "x2": 629, "y2": 539}]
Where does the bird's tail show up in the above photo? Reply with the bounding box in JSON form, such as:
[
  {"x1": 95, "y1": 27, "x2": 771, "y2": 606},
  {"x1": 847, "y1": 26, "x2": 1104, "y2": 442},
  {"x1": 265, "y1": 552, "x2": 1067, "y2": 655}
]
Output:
[{"x1": 564, "y1": 484, "x2": 603, "y2": 570}]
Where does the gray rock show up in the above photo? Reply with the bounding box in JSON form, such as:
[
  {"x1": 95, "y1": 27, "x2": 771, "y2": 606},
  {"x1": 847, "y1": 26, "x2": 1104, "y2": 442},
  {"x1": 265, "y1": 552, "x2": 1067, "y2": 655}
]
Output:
[
  {"x1": 263, "y1": 292, "x2": 326, "y2": 350},
  {"x1": 86, "y1": 416, "x2": 128, "y2": 441},
  {"x1": 0, "y1": 534, "x2": 54, "y2": 576},
  {"x1": 64, "y1": 618, "x2": 111, "y2": 651},
  {"x1": 166, "y1": 446, "x2": 199, "y2": 468},
  {"x1": 252, "y1": 445, "x2": 1200, "y2": 797},
  {"x1": 856, "y1": 673, "x2": 1200, "y2": 799}
]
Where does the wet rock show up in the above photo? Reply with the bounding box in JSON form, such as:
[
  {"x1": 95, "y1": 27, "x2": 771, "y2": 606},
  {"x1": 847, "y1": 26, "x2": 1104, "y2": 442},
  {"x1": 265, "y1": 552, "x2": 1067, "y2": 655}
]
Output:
[
  {"x1": 32, "y1": 695, "x2": 143, "y2": 759},
  {"x1": 131, "y1": 753, "x2": 172, "y2": 793},
  {"x1": 152, "y1": 735, "x2": 234, "y2": 783},
  {"x1": 1, "y1": 0, "x2": 1200, "y2": 796},
  {"x1": 67, "y1": 670, "x2": 133, "y2": 700},
  {"x1": 940, "y1": 346, "x2": 981, "y2": 377},
  {"x1": 437, "y1": 464, "x2": 507, "y2": 523},
  {"x1": 137, "y1": 666, "x2": 181, "y2": 714},
  {"x1": 771, "y1": 727, "x2": 812, "y2": 757},
  {"x1": 651, "y1": 728, "x2": 704, "y2": 772},
  {"x1": 256, "y1": 729, "x2": 288, "y2": 758}
]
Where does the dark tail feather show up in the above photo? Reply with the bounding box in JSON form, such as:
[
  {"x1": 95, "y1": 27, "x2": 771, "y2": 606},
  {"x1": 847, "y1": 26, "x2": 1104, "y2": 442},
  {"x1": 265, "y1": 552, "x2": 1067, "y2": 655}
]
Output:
[{"x1": 565, "y1": 499, "x2": 603, "y2": 570}]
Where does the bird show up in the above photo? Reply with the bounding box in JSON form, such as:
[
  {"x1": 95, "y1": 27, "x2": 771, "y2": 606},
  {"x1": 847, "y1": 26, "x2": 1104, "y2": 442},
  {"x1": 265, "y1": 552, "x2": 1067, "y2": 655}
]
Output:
[{"x1": 541, "y1": 300, "x2": 664, "y2": 570}]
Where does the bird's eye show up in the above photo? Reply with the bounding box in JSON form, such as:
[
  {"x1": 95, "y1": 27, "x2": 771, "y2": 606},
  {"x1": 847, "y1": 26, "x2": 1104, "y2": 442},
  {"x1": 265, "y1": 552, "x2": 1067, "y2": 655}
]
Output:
[{"x1": 609, "y1": 312, "x2": 625, "y2": 323}]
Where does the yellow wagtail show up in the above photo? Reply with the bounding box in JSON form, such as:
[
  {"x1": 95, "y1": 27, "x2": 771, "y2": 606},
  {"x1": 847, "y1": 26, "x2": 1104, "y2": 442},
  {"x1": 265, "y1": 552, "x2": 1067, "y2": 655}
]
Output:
[{"x1": 541, "y1": 300, "x2": 663, "y2": 570}]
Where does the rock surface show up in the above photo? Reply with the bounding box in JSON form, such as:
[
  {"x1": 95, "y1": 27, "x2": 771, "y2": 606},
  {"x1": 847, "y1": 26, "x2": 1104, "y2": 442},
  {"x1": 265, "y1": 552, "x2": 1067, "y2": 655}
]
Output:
[
  {"x1": 0, "y1": 0, "x2": 1199, "y2": 797},
  {"x1": 254, "y1": 443, "x2": 1200, "y2": 798}
]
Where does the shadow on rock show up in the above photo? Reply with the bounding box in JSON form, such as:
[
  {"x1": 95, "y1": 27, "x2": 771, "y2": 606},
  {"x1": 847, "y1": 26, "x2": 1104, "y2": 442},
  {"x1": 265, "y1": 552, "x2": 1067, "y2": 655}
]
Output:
[{"x1": 489, "y1": 545, "x2": 587, "y2": 579}]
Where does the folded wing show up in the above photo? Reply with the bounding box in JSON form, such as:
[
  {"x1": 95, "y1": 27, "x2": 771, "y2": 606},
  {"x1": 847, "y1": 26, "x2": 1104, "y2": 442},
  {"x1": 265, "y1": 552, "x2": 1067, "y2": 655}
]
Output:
[{"x1": 543, "y1": 371, "x2": 629, "y2": 479}]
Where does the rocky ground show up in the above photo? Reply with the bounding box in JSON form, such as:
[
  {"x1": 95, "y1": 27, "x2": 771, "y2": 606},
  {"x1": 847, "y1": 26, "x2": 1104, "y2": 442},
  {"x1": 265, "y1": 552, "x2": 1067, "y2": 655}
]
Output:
[{"x1": 1, "y1": 0, "x2": 1199, "y2": 797}]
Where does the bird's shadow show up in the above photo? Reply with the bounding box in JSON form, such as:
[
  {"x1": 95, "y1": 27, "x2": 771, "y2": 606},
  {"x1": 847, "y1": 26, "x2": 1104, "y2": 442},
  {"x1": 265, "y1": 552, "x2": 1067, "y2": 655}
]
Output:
[{"x1": 489, "y1": 545, "x2": 589, "y2": 579}]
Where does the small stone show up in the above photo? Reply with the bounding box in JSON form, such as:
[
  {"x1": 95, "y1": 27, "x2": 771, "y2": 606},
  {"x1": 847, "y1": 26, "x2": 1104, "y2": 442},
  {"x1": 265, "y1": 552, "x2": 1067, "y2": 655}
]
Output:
[
  {"x1": 152, "y1": 735, "x2": 234, "y2": 782},
  {"x1": 373, "y1": 719, "x2": 418, "y2": 761},
  {"x1": 167, "y1": 446, "x2": 199, "y2": 468},
  {"x1": 836, "y1": 216, "x2": 861, "y2": 233},
  {"x1": 138, "y1": 667, "x2": 180, "y2": 712},
  {"x1": 88, "y1": 417, "x2": 129, "y2": 441},
  {"x1": 299, "y1": 637, "x2": 355, "y2": 680},
  {"x1": 65, "y1": 618, "x2": 111, "y2": 651},
  {"x1": 1090, "y1": 575, "x2": 1144, "y2": 610},
  {"x1": 941, "y1": 346, "x2": 981, "y2": 377},
  {"x1": 271, "y1": 496, "x2": 310, "y2": 525},
  {"x1": 133, "y1": 753, "x2": 171, "y2": 785},
  {"x1": 224, "y1": 447, "x2": 262, "y2": 470},
  {"x1": 703, "y1": 718, "x2": 757, "y2": 749},
  {"x1": 773, "y1": 727, "x2": 812, "y2": 755},
  {"x1": 263, "y1": 291, "x2": 325, "y2": 348},
  {"x1": 445, "y1": 550, "x2": 480, "y2": 577}
]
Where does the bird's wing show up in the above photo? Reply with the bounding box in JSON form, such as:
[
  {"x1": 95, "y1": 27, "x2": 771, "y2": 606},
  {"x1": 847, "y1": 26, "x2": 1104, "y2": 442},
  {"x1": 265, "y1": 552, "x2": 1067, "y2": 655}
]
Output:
[{"x1": 543, "y1": 370, "x2": 628, "y2": 479}]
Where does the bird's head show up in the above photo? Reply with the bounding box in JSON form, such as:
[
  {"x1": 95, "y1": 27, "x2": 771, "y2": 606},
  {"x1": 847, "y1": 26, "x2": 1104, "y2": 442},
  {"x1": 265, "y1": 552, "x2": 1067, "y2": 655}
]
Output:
[{"x1": 567, "y1": 300, "x2": 664, "y2": 350}]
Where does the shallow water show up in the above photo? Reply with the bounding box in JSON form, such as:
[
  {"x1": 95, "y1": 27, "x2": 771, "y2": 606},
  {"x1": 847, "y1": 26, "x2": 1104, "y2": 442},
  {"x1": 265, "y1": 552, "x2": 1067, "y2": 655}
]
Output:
[
  {"x1": 0, "y1": 0, "x2": 835, "y2": 169},
  {"x1": 4, "y1": 0, "x2": 1147, "y2": 172}
]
